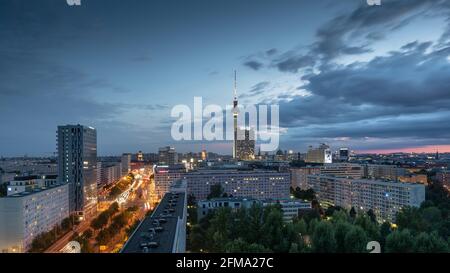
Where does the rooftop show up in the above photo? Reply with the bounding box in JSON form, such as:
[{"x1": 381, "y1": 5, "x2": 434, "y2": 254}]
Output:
[
  {"x1": 2, "y1": 183, "x2": 67, "y2": 198},
  {"x1": 121, "y1": 191, "x2": 185, "y2": 253}
]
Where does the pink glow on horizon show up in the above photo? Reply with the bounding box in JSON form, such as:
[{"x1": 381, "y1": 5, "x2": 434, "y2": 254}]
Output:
[{"x1": 357, "y1": 145, "x2": 450, "y2": 154}]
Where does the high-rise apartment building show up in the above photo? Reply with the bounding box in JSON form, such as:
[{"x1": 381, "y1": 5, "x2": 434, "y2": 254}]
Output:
[
  {"x1": 154, "y1": 164, "x2": 186, "y2": 199},
  {"x1": 364, "y1": 164, "x2": 406, "y2": 181},
  {"x1": 339, "y1": 147, "x2": 349, "y2": 161},
  {"x1": 184, "y1": 168, "x2": 290, "y2": 201},
  {"x1": 307, "y1": 175, "x2": 425, "y2": 222},
  {"x1": 121, "y1": 153, "x2": 131, "y2": 175},
  {"x1": 0, "y1": 183, "x2": 69, "y2": 253},
  {"x1": 158, "y1": 146, "x2": 178, "y2": 166},
  {"x1": 97, "y1": 162, "x2": 122, "y2": 187},
  {"x1": 236, "y1": 128, "x2": 255, "y2": 161},
  {"x1": 305, "y1": 144, "x2": 332, "y2": 164},
  {"x1": 290, "y1": 167, "x2": 321, "y2": 190},
  {"x1": 57, "y1": 125, "x2": 97, "y2": 216}
]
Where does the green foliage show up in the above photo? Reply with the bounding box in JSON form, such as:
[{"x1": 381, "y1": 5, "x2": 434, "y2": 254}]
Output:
[
  {"x1": 0, "y1": 183, "x2": 7, "y2": 197},
  {"x1": 90, "y1": 202, "x2": 119, "y2": 230},
  {"x1": 28, "y1": 217, "x2": 74, "y2": 253},
  {"x1": 413, "y1": 232, "x2": 448, "y2": 253},
  {"x1": 188, "y1": 183, "x2": 449, "y2": 253},
  {"x1": 291, "y1": 187, "x2": 315, "y2": 201},
  {"x1": 207, "y1": 183, "x2": 225, "y2": 199},
  {"x1": 311, "y1": 221, "x2": 336, "y2": 253},
  {"x1": 344, "y1": 226, "x2": 368, "y2": 253},
  {"x1": 385, "y1": 229, "x2": 415, "y2": 253},
  {"x1": 109, "y1": 178, "x2": 132, "y2": 199}
]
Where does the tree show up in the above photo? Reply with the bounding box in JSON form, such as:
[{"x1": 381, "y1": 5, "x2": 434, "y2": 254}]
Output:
[
  {"x1": 207, "y1": 183, "x2": 224, "y2": 199},
  {"x1": 260, "y1": 206, "x2": 284, "y2": 251},
  {"x1": 413, "y1": 232, "x2": 448, "y2": 253},
  {"x1": 344, "y1": 226, "x2": 368, "y2": 253},
  {"x1": 311, "y1": 221, "x2": 337, "y2": 253},
  {"x1": 385, "y1": 229, "x2": 414, "y2": 253},
  {"x1": 187, "y1": 194, "x2": 197, "y2": 206},
  {"x1": 349, "y1": 207, "x2": 357, "y2": 219},
  {"x1": 60, "y1": 217, "x2": 73, "y2": 231},
  {"x1": 83, "y1": 228, "x2": 93, "y2": 239},
  {"x1": 367, "y1": 209, "x2": 377, "y2": 223},
  {"x1": 379, "y1": 221, "x2": 392, "y2": 249},
  {"x1": 334, "y1": 221, "x2": 352, "y2": 253},
  {"x1": 355, "y1": 214, "x2": 380, "y2": 241}
]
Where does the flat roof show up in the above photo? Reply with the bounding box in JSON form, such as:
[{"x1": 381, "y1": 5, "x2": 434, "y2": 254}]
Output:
[
  {"x1": 121, "y1": 191, "x2": 185, "y2": 253},
  {"x1": 2, "y1": 183, "x2": 67, "y2": 198}
]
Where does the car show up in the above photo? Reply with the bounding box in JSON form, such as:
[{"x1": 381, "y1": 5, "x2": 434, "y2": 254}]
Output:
[
  {"x1": 155, "y1": 226, "x2": 164, "y2": 232},
  {"x1": 148, "y1": 242, "x2": 158, "y2": 248}
]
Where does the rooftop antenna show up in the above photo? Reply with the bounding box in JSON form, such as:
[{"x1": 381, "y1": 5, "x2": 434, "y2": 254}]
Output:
[{"x1": 234, "y1": 70, "x2": 237, "y2": 98}]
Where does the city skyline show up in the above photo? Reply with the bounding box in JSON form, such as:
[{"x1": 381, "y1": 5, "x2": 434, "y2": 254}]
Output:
[{"x1": 1, "y1": 0, "x2": 450, "y2": 156}]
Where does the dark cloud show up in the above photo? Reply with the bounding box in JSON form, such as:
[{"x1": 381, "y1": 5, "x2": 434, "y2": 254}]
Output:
[
  {"x1": 266, "y1": 48, "x2": 277, "y2": 56},
  {"x1": 275, "y1": 54, "x2": 315, "y2": 73},
  {"x1": 243, "y1": 60, "x2": 263, "y2": 70},
  {"x1": 279, "y1": 40, "x2": 450, "y2": 148},
  {"x1": 239, "y1": 81, "x2": 270, "y2": 98}
]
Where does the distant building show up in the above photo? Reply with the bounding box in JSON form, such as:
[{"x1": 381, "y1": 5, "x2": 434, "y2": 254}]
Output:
[
  {"x1": 121, "y1": 179, "x2": 187, "y2": 253},
  {"x1": 398, "y1": 174, "x2": 428, "y2": 185},
  {"x1": 121, "y1": 153, "x2": 132, "y2": 175},
  {"x1": 6, "y1": 175, "x2": 58, "y2": 196},
  {"x1": 57, "y1": 125, "x2": 97, "y2": 216},
  {"x1": 436, "y1": 170, "x2": 450, "y2": 188},
  {"x1": 201, "y1": 149, "x2": 207, "y2": 161},
  {"x1": 263, "y1": 199, "x2": 312, "y2": 222},
  {"x1": 97, "y1": 162, "x2": 122, "y2": 187},
  {"x1": 364, "y1": 164, "x2": 406, "y2": 180},
  {"x1": 236, "y1": 128, "x2": 256, "y2": 160},
  {"x1": 339, "y1": 147, "x2": 349, "y2": 161},
  {"x1": 197, "y1": 197, "x2": 260, "y2": 220},
  {"x1": 154, "y1": 164, "x2": 186, "y2": 200},
  {"x1": 0, "y1": 183, "x2": 69, "y2": 253},
  {"x1": 291, "y1": 163, "x2": 363, "y2": 190},
  {"x1": 197, "y1": 197, "x2": 311, "y2": 222},
  {"x1": 320, "y1": 163, "x2": 364, "y2": 179},
  {"x1": 0, "y1": 172, "x2": 16, "y2": 185},
  {"x1": 184, "y1": 169, "x2": 290, "y2": 201},
  {"x1": 137, "y1": 151, "x2": 144, "y2": 162},
  {"x1": 158, "y1": 146, "x2": 178, "y2": 166},
  {"x1": 290, "y1": 167, "x2": 321, "y2": 190},
  {"x1": 307, "y1": 175, "x2": 425, "y2": 222},
  {"x1": 305, "y1": 144, "x2": 332, "y2": 164}
]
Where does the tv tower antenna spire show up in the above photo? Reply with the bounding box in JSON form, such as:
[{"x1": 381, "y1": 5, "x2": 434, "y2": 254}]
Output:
[{"x1": 234, "y1": 70, "x2": 237, "y2": 98}]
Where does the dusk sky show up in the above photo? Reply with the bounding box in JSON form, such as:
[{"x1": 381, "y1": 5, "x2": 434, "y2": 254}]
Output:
[{"x1": 1, "y1": 0, "x2": 450, "y2": 156}]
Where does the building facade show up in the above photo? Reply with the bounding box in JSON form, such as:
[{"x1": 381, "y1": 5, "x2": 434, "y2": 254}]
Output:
[
  {"x1": 121, "y1": 153, "x2": 131, "y2": 175},
  {"x1": 364, "y1": 164, "x2": 406, "y2": 181},
  {"x1": 154, "y1": 164, "x2": 186, "y2": 199},
  {"x1": 305, "y1": 144, "x2": 332, "y2": 164},
  {"x1": 158, "y1": 146, "x2": 178, "y2": 166},
  {"x1": 6, "y1": 175, "x2": 58, "y2": 196},
  {"x1": 307, "y1": 175, "x2": 425, "y2": 222},
  {"x1": 236, "y1": 128, "x2": 256, "y2": 161},
  {"x1": 263, "y1": 199, "x2": 312, "y2": 222},
  {"x1": 57, "y1": 125, "x2": 97, "y2": 216},
  {"x1": 320, "y1": 163, "x2": 364, "y2": 179},
  {"x1": 97, "y1": 162, "x2": 122, "y2": 187},
  {"x1": 290, "y1": 167, "x2": 321, "y2": 190},
  {"x1": 0, "y1": 183, "x2": 69, "y2": 253},
  {"x1": 184, "y1": 169, "x2": 290, "y2": 201}
]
